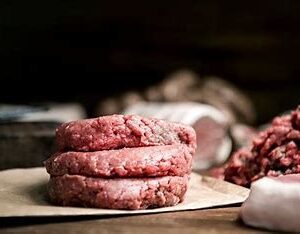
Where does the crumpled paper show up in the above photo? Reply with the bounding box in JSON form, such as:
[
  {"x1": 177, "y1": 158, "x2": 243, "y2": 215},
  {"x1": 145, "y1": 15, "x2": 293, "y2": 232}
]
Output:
[{"x1": 0, "y1": 167, "x2": 249, "y2": 217}]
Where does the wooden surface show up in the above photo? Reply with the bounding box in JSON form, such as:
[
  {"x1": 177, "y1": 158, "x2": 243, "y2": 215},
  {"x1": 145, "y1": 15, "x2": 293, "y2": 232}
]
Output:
[
  {"x1": 0, "y1": 207, "x2": 267, "y2": 233},
  {"x1": 0, "y1": 122, "x2": 57, "y2": 170}
]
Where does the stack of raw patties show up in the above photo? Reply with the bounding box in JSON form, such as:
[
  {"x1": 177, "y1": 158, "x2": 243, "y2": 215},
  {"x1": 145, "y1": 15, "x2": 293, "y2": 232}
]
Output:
[{"x1": 44, "y1": 114, "x2": 196, "y2": 210}]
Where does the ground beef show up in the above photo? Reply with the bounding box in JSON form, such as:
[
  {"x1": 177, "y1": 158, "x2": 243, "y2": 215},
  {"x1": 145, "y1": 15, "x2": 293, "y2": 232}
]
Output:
[
  {"x1": 45, "y1": 145, "x2": 192, "y2": 178},
  {"x1": 224, "y1": 106, "x2": 300, "y2": 187},
  {"x1": 56, "y1": 114, "x2": 196, "y2": 152},
  {"x1": 47, "y1": 174, "x2": 188, "y2": 210},
  {"x1": 47, "y1": 114, "x2": 196, "y2": 210}
]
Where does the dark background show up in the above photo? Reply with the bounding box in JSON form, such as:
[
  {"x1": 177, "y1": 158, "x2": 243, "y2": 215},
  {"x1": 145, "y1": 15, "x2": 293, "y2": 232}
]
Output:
[{"x1": 1, "y1": 0, "x2": 300, "y2": 124}]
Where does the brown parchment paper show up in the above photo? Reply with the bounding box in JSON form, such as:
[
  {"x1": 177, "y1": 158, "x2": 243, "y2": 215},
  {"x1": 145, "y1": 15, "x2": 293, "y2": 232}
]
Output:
[{"x1": 0, "y1": 167, "x2": 249, "y2": 217}]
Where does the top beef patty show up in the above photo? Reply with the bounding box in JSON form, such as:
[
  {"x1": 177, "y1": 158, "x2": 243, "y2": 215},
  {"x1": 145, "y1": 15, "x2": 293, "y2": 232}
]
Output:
[{"x1": 56, "y1": 114, "x2": 196, "y2": 152}]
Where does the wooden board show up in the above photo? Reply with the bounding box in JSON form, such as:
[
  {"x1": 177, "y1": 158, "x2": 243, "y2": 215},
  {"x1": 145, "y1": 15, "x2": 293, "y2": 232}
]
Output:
[{"x1": 0, "y1": 207, "x2": 266, "y2": 233}]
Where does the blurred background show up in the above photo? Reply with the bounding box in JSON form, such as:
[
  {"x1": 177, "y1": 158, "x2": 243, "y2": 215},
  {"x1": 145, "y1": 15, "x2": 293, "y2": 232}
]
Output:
[
  {"x1": 1, "y1": 0, "x2": 300, "y2": 122},
  {"x1": 1, "y1": 0, "x2": 300, "y2": 169}
]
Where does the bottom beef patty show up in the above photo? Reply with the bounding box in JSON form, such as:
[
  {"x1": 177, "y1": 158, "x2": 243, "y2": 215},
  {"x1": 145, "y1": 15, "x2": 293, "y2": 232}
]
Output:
[{"x1": 48, "y1": 174, "x2": 189, "y2": 210}]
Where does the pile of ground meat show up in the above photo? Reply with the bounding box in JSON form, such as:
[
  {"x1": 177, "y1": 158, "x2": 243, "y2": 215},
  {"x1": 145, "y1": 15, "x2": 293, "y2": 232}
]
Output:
[{"x1": 223, "y1": 106, "x2": 300, "y2": 187}]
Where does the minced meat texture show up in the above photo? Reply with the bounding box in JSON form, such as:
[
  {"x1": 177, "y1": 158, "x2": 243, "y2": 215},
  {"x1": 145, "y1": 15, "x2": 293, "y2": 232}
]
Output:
[
  {"x1": 45, "y1": 145, "x2": 193, "y2": 178},
  {"x1": 46, "y1": 114, "x2": 196, "y2": 210},
  {"x1": 224, "y1": 106, "x2": 300, "y2": 187},
  {"x1": 55, "y1": 114, "x2": 196, "y2": 152},
  {"x1": 48, "y1": 174, "x2": 189, "y2": 210}
]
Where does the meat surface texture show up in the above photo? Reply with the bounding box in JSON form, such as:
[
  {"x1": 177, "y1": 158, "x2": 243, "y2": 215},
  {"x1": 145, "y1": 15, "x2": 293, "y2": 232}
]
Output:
[
  {"x1": 223, "y1": 106, "x2": 300, "y2": 187},
  {"x1": 48, "y1": 174, "x2": 189, "y2": 210},
  {"x1": 56, "y1": 114, "x2": 196, "y2": 152},
  {"x1": 123, "y1": 102, "x2": 232, "y2": 170},
  {"x1": 240, "y1": 174, "x2": 300, "y2": 232},
  {"x1": 46, "y1": 114, "x2": 196, "y2": 210},
  {"x1": 45, "y1": 145, "x2": 193, "y2": 178}
]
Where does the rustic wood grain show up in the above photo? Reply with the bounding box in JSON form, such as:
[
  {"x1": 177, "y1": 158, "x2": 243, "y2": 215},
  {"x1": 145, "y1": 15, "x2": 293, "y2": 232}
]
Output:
[
  {"x1": 0, "y1": 207, "x2": 267, "y2": 233},
  {"x1": 0, "y1": 122, "x2": 57, "y2": 170}
]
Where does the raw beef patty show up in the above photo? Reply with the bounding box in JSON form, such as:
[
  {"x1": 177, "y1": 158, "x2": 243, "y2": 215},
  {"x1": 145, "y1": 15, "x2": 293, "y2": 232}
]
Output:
[
  {"x1": 45, "y1": 145, "x2": 193, "y2": 178},
  {"x1": 48, "y1": 174, "x2": 189, "y2": 210},
  {"x1": 56, "y1": 114, "x2": 196, "y2": 152}
]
